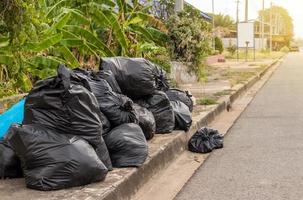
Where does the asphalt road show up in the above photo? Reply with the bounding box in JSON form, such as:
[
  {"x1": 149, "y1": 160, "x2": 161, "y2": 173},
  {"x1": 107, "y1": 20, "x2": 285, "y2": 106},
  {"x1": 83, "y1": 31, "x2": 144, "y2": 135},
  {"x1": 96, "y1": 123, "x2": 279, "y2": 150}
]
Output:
[{"x1": 175, "y1": 53, "x2": 303, "y2": 200}]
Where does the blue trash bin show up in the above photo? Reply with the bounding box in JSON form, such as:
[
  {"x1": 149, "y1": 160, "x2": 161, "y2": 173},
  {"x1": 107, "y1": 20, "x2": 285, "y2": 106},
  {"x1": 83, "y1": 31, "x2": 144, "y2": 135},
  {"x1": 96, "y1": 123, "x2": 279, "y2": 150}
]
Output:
[{"x1": 0, "y1": 98, "x2": 25, "y2": 138}]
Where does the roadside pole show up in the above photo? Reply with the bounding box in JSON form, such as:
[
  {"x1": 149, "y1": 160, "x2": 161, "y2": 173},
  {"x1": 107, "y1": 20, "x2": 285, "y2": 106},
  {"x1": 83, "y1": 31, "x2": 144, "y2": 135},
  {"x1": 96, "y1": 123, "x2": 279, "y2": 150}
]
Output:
[
  {"x1": 261, "y1": 0, "x2": 265, "y2": 49},
  {"x1": 212, "y1": 0, "x2": 216, "y2": 51},
  {"x1": 245, "y1": 0, "x2": 248, "y2": 22},
  {"x1": 174, "y1": 0, "x2": 184, "y2": 13},
  {"x1": 236, "y1": 0, "x2": 240, "y2": 61},
  {"x1": 270, "y1": 2, "x2": 273, "y2": 52}
]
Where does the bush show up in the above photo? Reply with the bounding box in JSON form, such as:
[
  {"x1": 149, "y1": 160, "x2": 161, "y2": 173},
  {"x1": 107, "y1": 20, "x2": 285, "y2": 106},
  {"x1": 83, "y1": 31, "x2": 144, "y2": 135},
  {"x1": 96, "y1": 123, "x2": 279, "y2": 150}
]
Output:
[
  {"x1": 215, "y1": 37, "x2": 224, "y2": 54},
  {"x1": 166, "y1": 7, "x2": 212, "y2": 75},
  {"x1": 227, "y1": 45, "x2": 237, "y2": 56},
  {"x1": 280, "y1": 46, "x2": 290, "y2": 53}
]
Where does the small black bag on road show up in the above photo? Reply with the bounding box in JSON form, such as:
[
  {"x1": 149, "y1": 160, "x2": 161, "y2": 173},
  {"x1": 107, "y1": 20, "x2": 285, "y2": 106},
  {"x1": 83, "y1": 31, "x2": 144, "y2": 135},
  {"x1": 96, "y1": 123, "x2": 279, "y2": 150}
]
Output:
[
  {"x1": 171, "y1": 101, "x2": 192, "y2": 131},
  {"x1": 104, "y1": 123, "x2": 148, "y2": 167},
  {"x1": 136, "y1": 91, "x2": 175, "y2": 134},
  {"x1": 7, "y1": 124, "x2": 108, "y2": 191},
  {"x1": 188, "y1": 127, "x2": 224, "y2": 153},
  {"x1": 0, "y1": 140, "x2": 23, "y2": 179}
]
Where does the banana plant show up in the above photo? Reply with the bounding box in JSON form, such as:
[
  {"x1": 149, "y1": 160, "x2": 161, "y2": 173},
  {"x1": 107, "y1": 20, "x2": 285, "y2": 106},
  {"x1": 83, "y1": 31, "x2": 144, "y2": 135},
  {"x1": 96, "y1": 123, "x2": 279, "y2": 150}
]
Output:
[{"x1": 0, "y1": 0, "x2": 169, "y2": 96}]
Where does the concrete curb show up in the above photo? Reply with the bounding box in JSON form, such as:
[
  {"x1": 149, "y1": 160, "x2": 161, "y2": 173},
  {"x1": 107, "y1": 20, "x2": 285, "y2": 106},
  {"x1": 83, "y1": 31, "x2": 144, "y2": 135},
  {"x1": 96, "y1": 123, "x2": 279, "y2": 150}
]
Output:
[{"x1": 101, "y1": 57, "x2": 283, "y2": 200}]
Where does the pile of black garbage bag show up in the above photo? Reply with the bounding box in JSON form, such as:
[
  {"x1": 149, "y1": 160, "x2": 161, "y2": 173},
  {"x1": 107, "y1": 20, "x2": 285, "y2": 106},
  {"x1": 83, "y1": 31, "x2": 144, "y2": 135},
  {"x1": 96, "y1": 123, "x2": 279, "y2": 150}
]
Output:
[{"x1": 0, "y1": 57, "x2": 194, "y2": 191}]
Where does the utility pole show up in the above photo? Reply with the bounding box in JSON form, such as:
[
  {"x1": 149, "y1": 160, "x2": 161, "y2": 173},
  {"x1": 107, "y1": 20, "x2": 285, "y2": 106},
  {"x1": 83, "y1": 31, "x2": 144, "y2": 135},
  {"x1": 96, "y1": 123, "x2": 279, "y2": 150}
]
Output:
[
  {"x1": 245, "y1": 0, "x2": 248, "y2": 22},
  {"x1": 236, "y1": 0, "x2": 240, "y2": 23},
  {"x1": 261, "y1": 0, "x2": 265, "y2": 49},
  {"x1": 175, "y1": 0, "x2": 184, "y2": 13},
  {"x1": 212, "y1": 0, "x2": 216, "y2": 50},
  {"x1": 269, "y1": 1, "x2": 273, "y2": 52},
  {"x1": 236, "y1": 0, "x2": 240, "y2": 61}
]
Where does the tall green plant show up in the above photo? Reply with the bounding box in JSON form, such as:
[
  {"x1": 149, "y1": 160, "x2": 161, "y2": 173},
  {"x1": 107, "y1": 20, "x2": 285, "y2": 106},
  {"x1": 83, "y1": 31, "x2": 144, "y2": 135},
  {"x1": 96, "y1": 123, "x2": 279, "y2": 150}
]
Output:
[
  {"x1": 0, "y1": 0, "x2": 170, "y2": 97},
  {"x1": 166, "y1": 7, "x2": 212, "y2": 76}
]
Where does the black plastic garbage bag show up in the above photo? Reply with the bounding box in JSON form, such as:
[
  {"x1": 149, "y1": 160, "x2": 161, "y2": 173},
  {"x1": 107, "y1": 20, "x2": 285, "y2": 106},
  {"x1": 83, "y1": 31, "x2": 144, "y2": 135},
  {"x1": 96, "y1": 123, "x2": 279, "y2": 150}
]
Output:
[
  {"x1": 133, "y1": 104, "x2": 156, "y2": 140},
  {"x1": 0, "y1": 140, "x2": 23, "y2": 179},
  {"x1": 155, "y1": 66, "x2": 170, "y2": 91},
  {"x1": 171, "y1": 101, "x2": 192, "y2": 131},
  {"x1": 100, "y1": 112, "x2": 111, "y2": 136},
  {"x1": 96, "y1": 70, "x2": 122, "y2": 94},
  {"x1": 104, "y1": 123, "x2": 148, "y2": 167},
  {"x1": 165, "y1": 89, "x2": 193, "y2": 112},
  {"x1": 100, "y1": 57, "x2": 159, "y2": 98},
  {"x1": 136, "y1": 91, "x2": 175, "y2": 134},
  {"x1": 7, "y1": 124, "x2": 108, "y2": 191},
  {"x1": 23, "y1": 65, "x2": 112, "y2": 170},
  {"x1": 188, "y1": 127, "x2": 224, "y2": 153},
  {"x1": 73, "y1": 68, "x2": 138, "y2": 127}
]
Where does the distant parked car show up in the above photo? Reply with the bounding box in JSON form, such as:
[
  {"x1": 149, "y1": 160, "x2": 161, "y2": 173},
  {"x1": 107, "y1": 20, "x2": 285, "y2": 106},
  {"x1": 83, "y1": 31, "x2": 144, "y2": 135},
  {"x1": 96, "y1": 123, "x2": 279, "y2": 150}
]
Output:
[{"x1": 290, "y1": 45, "x2": 300, "y2": 52}]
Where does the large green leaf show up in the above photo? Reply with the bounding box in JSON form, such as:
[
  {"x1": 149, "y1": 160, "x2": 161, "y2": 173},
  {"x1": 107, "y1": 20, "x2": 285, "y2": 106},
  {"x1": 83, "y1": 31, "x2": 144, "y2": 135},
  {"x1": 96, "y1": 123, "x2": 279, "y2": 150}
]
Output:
[
  {"x1": 64, "y1": 25, "x2": 114, "y2": 56},
  {"x1": 60, "y1": 29, "x2": 100, "y2": 56},
  {"x1": 130, "y1": 25, "x2": 153, "y2": 42},
  {"x1": 46, "y1": 0, "x2": 68, "y2": 18},
  {"x1": 116, "y1": 0, "x2": 127, "y2": 15},
  {"x1": 57, "y1": 45, "x2": 80, "y2": 67},
  {"x1": 60, "y1": 38, "x2": 83, "y2": 47},
  {"x1": 44, "y1": 12, "x2": 72, "y2": 35},
  {"x1": 64, "y1": 8, "x2": 90, "y2": 25},
  {"x1": 89, "y1": 7, "x2": 111, "y2": 27},
  {"x1": 25, "y1": 56, "x2": 64, "y2": 78},
  {"x1": 0, "y1": 37, "x2": 10, "y2": 47},
  {"x1": 0, "y1": 55, "x2": 14, "y2": 66},
  {"x1": 146, "y1": 27, "x2": 169, "y2": 45},
  {"x1": 90, "y1": 8, "x2": 128, "y2": 54},
  {"x1": 23, "y1": 33, "x2": 63, "y2": 52},
  {"x1": 134, "y1": 12, "x2": 168, "y2": 33}
]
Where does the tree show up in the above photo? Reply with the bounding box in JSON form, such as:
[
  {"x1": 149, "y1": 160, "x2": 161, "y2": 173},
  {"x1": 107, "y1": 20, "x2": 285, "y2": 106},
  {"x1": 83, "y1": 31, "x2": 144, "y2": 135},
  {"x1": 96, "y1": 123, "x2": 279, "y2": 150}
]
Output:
[
  {"x1": 210, "y1": 13, "x2": 235, "y2": 37},
  {"x1": 213, "y1": 13, "x2": 235, "y2": 29},
  {"x1": 258, "y1": 6, "x2": 294, "y2": 47}
]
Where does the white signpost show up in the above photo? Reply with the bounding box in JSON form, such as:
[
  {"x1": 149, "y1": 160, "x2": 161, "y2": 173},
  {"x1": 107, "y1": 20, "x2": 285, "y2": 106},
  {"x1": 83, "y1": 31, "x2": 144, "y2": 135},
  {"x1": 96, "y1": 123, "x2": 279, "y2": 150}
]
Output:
[{"x1": 237, "y1": 22, "x2": 255, "y2": 61}]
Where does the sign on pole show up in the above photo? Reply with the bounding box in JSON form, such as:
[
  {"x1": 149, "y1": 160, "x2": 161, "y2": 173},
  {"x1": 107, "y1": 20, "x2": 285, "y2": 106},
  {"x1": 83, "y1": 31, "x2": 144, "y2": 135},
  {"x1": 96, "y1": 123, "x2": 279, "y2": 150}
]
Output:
[{"x1": 237, "y1": 22, "x2": 255, "y2": 48}]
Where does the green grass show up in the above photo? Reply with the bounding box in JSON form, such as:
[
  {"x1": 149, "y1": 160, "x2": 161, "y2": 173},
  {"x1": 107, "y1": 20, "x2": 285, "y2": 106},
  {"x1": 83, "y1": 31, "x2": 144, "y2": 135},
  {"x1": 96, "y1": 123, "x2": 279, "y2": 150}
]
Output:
[
  {"x1": 214, "y1": 90, "x2": 233, "y2": 97},
  {"x1": 223, "y1": 50, "x2": 285, "y2": 60},
  {"x1": 223, "y1": 70, "x2": 255, "y2": 86},
  {"x1": 197, "y1": 97, "x2": 218, "y2": 105}
]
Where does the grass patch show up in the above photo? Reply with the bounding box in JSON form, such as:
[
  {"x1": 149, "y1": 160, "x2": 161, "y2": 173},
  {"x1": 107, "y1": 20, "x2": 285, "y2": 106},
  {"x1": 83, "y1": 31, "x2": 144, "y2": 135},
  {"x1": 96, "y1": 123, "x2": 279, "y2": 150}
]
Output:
[
  {"x1": 223, "y1": 50, "x2": 284, "y2": 60},
  {"x1": 197, "y1": 97, "x2": 218, "y2": 105},
  {"x1": 214, "y1": 90, "x2": 233, "y2": 97},
  {"x1": 223, "y1": 70, "x2": 255, "y2": 86}
]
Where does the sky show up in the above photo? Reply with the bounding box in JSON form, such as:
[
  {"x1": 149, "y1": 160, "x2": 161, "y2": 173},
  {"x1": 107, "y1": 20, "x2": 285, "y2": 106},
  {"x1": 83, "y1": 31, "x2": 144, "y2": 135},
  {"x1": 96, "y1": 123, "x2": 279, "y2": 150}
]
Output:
[{"x1": 185, "y1": 0, "x2": 303, "y2": 38}]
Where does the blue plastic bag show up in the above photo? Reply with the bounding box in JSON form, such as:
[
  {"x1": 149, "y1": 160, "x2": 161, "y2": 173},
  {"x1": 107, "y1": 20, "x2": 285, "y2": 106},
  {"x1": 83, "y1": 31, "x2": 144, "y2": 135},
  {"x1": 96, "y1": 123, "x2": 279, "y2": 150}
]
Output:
[{"x1": 0, "y1": 98, "x2": 25, "y2": 138}]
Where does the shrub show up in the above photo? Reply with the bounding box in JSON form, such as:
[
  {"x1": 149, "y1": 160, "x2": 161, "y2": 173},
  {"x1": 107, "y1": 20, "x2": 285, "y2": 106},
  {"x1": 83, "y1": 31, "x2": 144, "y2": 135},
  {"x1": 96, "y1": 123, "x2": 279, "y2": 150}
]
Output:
[
  {"x1": 215, "y1": 37, "x2": 224, "y2": 54},
  {"x1": 280, "y1": 46, "x2": 290, "y2": 53},
  {"x1": 166, "y1": 7, "x2": 212, "y2": 76},
  {"x1": 227, "y1": 45, "x2": 237, "y2": 56}
]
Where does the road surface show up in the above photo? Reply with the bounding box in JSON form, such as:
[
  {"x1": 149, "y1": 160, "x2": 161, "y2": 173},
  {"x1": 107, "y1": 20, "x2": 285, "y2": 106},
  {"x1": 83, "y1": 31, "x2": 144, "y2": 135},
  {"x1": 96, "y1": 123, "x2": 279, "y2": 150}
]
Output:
[{"x1": 175, "y1": 53, "x2": 303, "y2": 200}]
